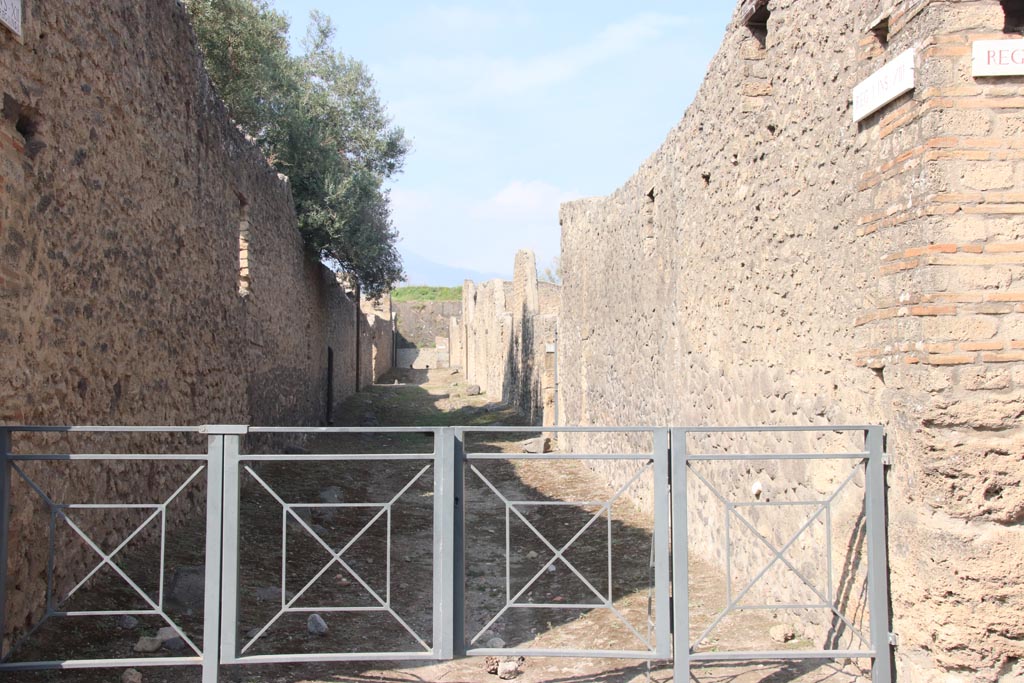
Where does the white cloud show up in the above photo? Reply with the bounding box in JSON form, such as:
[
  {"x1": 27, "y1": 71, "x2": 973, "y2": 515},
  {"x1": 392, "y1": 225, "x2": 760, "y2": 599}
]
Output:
[
  {"x1": 391, "y1": 180, "x2": 581, "y2": 276},
  {"x1": 388, "y1": 12, "x2": 691, "y2": 100}
]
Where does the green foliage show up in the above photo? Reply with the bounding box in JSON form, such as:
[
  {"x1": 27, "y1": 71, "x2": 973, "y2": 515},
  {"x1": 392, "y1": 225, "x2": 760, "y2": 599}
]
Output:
[
  {"x1": 390, "y1": 286, "x2": 464, "y2": 302},
  {"x1": 184, "y1": 1, "x2": 408, "y2": 297},
  {"x1": 540, "y1": 255, "x2": 562, "y2": 284}
]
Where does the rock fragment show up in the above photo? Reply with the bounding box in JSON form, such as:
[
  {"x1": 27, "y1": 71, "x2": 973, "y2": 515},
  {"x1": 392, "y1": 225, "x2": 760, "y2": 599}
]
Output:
[{"x1": 308, "y1": 613, "x2": 328, "y2": 635}]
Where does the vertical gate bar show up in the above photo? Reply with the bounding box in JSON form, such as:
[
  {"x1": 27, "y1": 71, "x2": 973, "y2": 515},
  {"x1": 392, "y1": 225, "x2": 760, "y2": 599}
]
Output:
[
  {"x1": 652, "y1": 428, "x2": 671, "y2": 658},
  {"x1": 219, "y1": 431, "x2": 242, "y2": 666},
  {"x1": 826, "y1": 502, "x2": 834, "y2": 604},
  {"x1": 670, "y1": 428, "x2": 691, "y2": 682},
  {"x1": 0, "y1": 429, "x2": 10, "y2": 658},
  {"x1": 434, "y1": 427, "x2": 455, "y2": 660},
  {"x1": 452, "y1": 428, "x2": 466, "y2": 657},
  {"x1": 202, "y1": 432, "x2": 226, "y2": 683},
  {"x1": 865, "y1": 427, "x2": 893, "y2": 683},
  {"x1": 725, "y1": 502, "x2": 732, "y2": 604}
]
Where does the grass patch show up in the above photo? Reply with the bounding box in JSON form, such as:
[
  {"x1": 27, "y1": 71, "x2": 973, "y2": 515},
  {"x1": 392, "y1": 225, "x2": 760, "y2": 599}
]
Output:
[{"x1": 391, "y1": 286, "x2": 462, "y2": 302}]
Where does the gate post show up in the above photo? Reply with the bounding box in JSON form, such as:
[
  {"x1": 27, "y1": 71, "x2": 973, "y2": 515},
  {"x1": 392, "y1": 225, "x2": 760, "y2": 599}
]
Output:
[
  {"x1": 201, "y1": 426, "x2": 246, "y2": 683},
  {"x1": 652, "y1": 428, "x2": 671, "y2": 657},
  {"x1": 451, "y1": 428, "x2": 466, "y2": 657},
  {"x1": 865, "y1": 427, "x2": 893, "y2": 683},
  {"x1": 669, "y1": 428, "x2": 690, "y2": 682},
  {"x1": 0, "y1": 428, "x2": 10, "y2": 658},
  {"x1": 434, "y1": 427, "x2": 456, "y2": 659}
]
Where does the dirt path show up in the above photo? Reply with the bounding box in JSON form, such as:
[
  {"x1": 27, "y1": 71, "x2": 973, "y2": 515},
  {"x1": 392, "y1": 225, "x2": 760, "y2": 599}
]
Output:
[{"x1": 10, "y1": 369, "x2": 867, "y2": 683}]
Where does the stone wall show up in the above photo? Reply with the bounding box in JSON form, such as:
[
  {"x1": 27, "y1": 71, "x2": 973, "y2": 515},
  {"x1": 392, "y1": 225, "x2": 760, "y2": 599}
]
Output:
[
  {"x1": 393, "y1": 300, "x2": 461, "y2": 349},
  {"x1": 360, "y1": 294, "x2": 395, "y2": 386},
  {"x1": 461, "y1": 250, "x2": 559, "y2": 424},
  {"x1": 558, "y1": 1, "x2": 1023, "y2": 680},
  {"x1": 449, "y1": 315, "x2": 465, "y2": 370},
  {"x1": 0, "y1": 0, "x2": 393, "y2": 649}
]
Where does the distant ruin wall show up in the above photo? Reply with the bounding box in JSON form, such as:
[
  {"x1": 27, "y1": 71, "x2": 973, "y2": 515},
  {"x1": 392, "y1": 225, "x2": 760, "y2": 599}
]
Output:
[
  {"x1": 559, "y1": 1, "x2": 1024, "y2": 681},
  {"x1": 461, "y1": 251, "x2": 559, "y2": 424},
  {"x1": 0, "y1": 0, "x2": 393, "y2": 649},
  {"x1": 360, "y1": 294, "x2": 395, "y2": 385},
  {"x1": 393, "y1": 300, "x2": 461, "y2": 348}
]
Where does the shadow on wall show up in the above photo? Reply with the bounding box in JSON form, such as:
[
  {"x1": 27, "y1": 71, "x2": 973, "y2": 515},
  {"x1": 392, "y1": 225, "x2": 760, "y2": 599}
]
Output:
[{"x1": 460, "y1": 250, "x2": 559, "y2": 427}]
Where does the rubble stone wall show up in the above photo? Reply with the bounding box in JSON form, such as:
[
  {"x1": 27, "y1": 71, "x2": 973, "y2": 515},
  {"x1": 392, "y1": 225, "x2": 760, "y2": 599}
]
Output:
[
  {"x1": 0, "y1": 0, "x2": 392, "y2": 649},
  {"x1": 559, "y1": 1, "x2": 1024, "y2": 680},
  {"x1": 393, "y1": 300, "x2": 461, "y2": 349},
  {"x1": 461, "y1": 251, "x2": 559, "y2": 423}
]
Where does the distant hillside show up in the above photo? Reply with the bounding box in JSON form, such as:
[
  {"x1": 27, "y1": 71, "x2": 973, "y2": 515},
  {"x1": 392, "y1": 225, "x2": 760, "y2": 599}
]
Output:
[{"x1": 391, "y1": 286, "x2": 463, "y2": 302}]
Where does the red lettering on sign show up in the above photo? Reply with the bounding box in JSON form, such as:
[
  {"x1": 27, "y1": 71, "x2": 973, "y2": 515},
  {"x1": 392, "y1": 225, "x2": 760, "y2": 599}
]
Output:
[
  {"x1": 1014, "y1": 49, "x2": 1024, "y2": 65},
  {"x1": 989, "y1": 49, "x2": 998, "y2": 65}
]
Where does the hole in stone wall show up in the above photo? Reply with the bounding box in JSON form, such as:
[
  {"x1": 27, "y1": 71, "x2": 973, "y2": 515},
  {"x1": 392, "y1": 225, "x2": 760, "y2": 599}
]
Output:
[
  {"x1": 1003, "y1": 0, "x2": 1024, "y2": 32},
  {"x1": 701, "y1": 172, "x2": 711, "y2": 186},
  {"x1": 237, "y1": 192, "x2": 251, "y2": 296},
  {"x1": 870, "y1": 16, "x2": 890, "y2": 47},
  {"x1": 3, "y1": 94, "x2": 45, "y2": 159},
  {"x1": 743, "y1": 0, "x2": 770, "y2": 48},
  {"x1": 646, "y1": 187, "x2": 656, "y2": 202}
]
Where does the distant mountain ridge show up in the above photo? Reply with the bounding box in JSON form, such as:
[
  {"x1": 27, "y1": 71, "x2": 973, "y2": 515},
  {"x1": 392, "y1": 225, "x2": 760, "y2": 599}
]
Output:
[{"x1": 400, "y1": 249, "x2": 509, "y2": 286}]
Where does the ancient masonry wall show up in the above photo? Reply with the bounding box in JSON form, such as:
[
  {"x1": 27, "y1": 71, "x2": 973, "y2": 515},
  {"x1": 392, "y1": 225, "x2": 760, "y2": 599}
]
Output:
[
  {"x1": 559, "y1": 1, "x2": 1023, "y2": 681},
  {"x1": 460, "y1": 250, "x2": 559, "y2": 424},
  {"x1": 393, "y1": 300, "x2": 461, "y2": 348},
  {"x1": 0, "y1": 0, "x2": 392, "y2": 648}
]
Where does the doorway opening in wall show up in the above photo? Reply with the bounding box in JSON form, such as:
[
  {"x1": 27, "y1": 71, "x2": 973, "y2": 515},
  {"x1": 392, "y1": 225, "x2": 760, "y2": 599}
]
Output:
[
  {"x1": 237, "y1": 192, "x2": 251, "y2": 296},
  {"x1": 743, "y1": 0, "x2": 770, "y2": 48},
  {"x1": 326, "y1": 347, "x2": 334, "y2": 425},
  {"x1": 870, "y1": 15, "x2": 890, "y2": 48},
  {"x1": 1004, "y1": 0, "x2": 1024, "y2": 32}
]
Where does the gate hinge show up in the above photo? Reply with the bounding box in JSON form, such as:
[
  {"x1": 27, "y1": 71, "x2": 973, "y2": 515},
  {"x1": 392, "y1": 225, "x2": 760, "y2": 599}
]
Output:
[{"x1": 888, "y1": 632, "x2": 899, "y2": 648}]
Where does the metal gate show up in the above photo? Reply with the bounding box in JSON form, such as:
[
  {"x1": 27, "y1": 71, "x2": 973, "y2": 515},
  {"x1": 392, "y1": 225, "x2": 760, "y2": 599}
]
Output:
[{"x1": 0, "y1": 424, "x2": 892, "y2": 682}]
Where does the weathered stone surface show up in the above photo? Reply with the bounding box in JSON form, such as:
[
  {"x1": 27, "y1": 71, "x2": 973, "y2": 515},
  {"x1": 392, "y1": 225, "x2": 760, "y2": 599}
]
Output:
[
  {"x1": 162, "y1": 637, "x2": 186, "y2": 652},
  {"x1": 394, "y1": 301, "x2": 462, "y2": 349},
  {"x1": 166, "y1": 567, "x2": 205, "y2": 611},
  {"x1": 132, "y1": 636, "x2": 162, "y2": 654},
  {"x1": 116, "y1": 615, "x2": 139, "y2": 630},
  {"x1": 155, "y1": 626, "x2": 179, "y2": 643},
  {"x1": 466, "y1": 385, "x2": 483, "y2": 396},
  {"x1": 556, "y1": 2, "x2": 1024, "y2": 681},
  {"x1": 121, "y1": 669, "x2": 143, "y2": 683},
  {"x1": 769, "y1": 624, "x2": 795, "y2": 643},
  {"x1": 460, "y1": 251, "x2": 559, "y2": 425},
  {"x1": 0, "y1": 0, "x2": 395, "y2": 653},
  {"x1": 307, "y1": 613, "x2": 328, "y2": 636},
  {"x1": 497, "y1": 656, "x2": 525, "y2": 679}
]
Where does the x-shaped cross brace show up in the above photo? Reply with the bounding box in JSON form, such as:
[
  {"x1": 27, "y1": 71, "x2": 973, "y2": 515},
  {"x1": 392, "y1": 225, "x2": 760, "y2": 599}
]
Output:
[
  {"x1": 10, "y1": 461, "x2": 205, "y2": 656},
  {"x1": 470, "y1": 462, "x2": 655, "y2": 651},
  {"x1": 688, "y1": 463, "x2": 871, "y2": 650},
  {"x1": 241, "y1": 464, "x2": 432, "y2": 654}
]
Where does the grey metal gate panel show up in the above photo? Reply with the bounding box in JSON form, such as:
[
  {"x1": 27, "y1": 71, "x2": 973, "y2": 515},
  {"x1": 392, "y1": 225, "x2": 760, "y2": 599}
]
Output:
[
  {"x1": 670, "y1": 426, "x2": 893, "y2": 683},
  {"x1": 0, "y1": 425, "x2": 219, "y2": 679},
  {"x1": 218, "y1": 426, "x2": 451, "y2": 666},
  {"x1": 455, "y1": 426, "x2": 672, "y2": 661}
]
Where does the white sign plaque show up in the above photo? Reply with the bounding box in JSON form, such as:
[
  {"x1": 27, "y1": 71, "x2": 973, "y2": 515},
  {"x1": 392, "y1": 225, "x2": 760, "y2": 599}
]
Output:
[
  {"x1": 973, "y1": 39, "x2": 1024, "y2": 77},
  {"x1": 852, "y1": 48, "x2": 916, "y2": 123},
  {"x1": 0, "y1": 0, "x2": 21, "y2": 38}
]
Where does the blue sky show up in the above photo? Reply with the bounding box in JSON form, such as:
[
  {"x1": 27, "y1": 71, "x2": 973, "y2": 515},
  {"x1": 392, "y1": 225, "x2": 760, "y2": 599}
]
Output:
[{"x1": 273, "y1": 2, "x2": 734, "y2": 284}]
